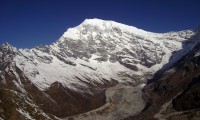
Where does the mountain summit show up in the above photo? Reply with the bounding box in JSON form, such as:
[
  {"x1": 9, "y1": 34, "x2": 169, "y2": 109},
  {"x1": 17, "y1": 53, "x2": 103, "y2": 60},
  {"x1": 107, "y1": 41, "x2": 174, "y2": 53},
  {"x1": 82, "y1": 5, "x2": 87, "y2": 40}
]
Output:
[{"x1": 0, "y1": 19, "x2": 199, "y2": 120}]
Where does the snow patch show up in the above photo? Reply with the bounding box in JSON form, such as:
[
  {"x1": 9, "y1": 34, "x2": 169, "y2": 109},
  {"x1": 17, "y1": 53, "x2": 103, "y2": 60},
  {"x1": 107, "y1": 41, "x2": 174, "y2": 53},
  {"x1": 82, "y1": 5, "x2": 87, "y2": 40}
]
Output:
[{"x1": 16, "y1": 108, "x2": 35, "y2": 120}]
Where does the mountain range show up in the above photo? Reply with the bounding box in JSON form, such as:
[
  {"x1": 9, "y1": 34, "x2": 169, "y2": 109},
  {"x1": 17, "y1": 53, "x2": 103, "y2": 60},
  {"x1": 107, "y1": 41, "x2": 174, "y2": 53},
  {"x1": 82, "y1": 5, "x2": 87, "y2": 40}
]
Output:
[{"x1": 0, "y1": 19, "x2": 199, "y2": 120}]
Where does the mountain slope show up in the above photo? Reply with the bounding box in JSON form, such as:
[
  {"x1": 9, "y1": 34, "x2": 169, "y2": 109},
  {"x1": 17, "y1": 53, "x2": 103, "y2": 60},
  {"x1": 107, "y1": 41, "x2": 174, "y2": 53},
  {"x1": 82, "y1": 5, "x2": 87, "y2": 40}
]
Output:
[
  {"x1": 0, "y1": 19, "x2": 199, "y2": 119},
  {"x1": 124, "y1": 28, "x2": 200, "y2": 120}
]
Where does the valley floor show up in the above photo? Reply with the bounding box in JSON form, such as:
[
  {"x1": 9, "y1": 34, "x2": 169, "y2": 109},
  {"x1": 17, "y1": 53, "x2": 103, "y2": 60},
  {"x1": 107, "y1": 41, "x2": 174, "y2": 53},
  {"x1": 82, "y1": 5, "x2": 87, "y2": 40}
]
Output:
[{"x1": 64, "y1": 84, "x2": 145, "y2": 120}]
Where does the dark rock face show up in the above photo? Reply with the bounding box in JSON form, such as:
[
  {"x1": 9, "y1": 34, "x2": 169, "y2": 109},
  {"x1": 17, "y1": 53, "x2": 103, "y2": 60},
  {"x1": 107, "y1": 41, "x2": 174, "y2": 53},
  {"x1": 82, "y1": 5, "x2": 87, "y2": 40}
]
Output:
[
  {"x1": 44, "y1": 81, "x2": 113, "y2": 118},
  {"x1": 172, "y1": 76, "x2": 200, "y2": 111}
]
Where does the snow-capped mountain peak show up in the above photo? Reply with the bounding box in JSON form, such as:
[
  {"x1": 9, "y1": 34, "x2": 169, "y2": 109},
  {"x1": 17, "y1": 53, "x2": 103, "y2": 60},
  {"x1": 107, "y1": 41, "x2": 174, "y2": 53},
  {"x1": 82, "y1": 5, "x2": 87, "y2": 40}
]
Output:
[
  {"x1": 1, "y1": 19, "x2": 198, "y2": 92},
  {"x1": 63, "y1": 18, "x2": 157, "y2": 41}
]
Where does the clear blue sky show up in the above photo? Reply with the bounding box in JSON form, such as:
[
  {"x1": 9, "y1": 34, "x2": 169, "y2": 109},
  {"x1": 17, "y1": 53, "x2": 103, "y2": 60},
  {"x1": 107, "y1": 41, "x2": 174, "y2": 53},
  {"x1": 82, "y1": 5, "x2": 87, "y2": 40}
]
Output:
[{"x1": 0, "y1": 0, "x2": 200, "y2": 48}]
